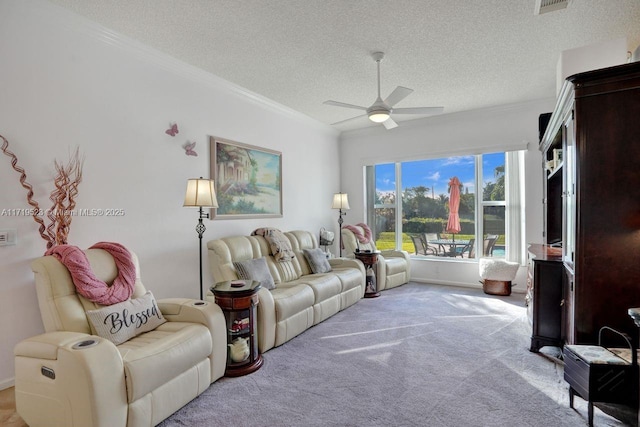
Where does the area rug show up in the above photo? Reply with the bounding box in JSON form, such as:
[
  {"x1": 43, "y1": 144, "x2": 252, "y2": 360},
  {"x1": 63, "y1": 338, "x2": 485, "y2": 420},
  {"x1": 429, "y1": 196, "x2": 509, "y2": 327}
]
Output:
[{"x1": 159, "y1": 283, "x2": 633, "y2": 426}]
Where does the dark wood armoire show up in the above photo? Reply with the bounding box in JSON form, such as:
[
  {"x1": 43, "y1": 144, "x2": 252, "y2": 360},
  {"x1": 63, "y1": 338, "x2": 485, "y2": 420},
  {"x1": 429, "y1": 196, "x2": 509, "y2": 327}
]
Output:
[{"x1": 540, "y1": 61, "x2": 640, "y2": 345}]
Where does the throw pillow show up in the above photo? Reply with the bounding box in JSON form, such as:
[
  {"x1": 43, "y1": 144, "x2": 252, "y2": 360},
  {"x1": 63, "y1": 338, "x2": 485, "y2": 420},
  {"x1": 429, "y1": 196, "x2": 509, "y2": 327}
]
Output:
[
  {"x1": 234, "y1": 257, "x2": 276, "y2": 290},
  {"x1": 303, "y1": 248, "x2": 332, "y2": 274},
  {"x1": 86, "y1": 291, "x2": 166, "y2": 345}
]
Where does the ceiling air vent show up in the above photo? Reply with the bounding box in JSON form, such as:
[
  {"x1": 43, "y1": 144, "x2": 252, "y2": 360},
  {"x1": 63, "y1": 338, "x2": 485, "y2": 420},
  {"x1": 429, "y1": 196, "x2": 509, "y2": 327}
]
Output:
[{"x1": 534, "y1": 0, "x2": 569, "y2": 15}]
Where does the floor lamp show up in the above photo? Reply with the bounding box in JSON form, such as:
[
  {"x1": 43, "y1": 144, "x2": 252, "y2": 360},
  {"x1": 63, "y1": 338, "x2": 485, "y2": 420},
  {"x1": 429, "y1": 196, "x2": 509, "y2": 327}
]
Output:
[
  {"x1": 183, "y1": 177, "x2": 218, "y2": 300},
  {"x1": 331, "y1": 192, "x2": 350, "y2": 257}
]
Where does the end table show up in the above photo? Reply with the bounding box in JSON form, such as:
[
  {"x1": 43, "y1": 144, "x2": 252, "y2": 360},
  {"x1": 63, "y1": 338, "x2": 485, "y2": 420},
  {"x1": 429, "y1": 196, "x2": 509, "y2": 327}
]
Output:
[
  {"x1": 211, "y1": 280, "x2": 263, "y2": 377},
  {"x1": 354, "y1": 250, "x2": 381, "y2": 298}
]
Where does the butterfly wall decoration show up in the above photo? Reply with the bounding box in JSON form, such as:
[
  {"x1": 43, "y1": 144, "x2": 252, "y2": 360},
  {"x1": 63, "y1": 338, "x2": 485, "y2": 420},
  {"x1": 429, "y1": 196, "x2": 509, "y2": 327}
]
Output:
[
  {"x1": 165, "y1": 123, "x2": 179, "y2": 137},
  {"x1": 183, "y1": 141, "x2": 197, "y2": 156}
]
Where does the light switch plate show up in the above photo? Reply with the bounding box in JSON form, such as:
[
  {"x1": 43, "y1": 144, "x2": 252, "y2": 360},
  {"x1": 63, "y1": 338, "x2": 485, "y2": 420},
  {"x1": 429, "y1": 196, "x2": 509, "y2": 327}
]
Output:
[{"x1": 0, "y1": 229, "x2": 17, "y2": 246}]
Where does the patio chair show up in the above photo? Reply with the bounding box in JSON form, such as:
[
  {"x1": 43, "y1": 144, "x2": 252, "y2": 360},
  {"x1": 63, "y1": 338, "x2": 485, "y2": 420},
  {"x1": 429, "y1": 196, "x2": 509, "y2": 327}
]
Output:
[
  {"x1": 451, "y1": 238, "x2": 475, "y2": 258},
  {"x1": 411, "y1": 235, "x2": 437, "y2": 256},
  {"x1": 459, "y1": 238, "x2": 475, "y2": 258},
  {"x1": 422, "y1": 233, "x2": 444, "y2": 255},
  {"x1": 411, "y1": 235, "x2": 426, "y2": 255},
  {"x1": 483, "y1": 235, "x2": 499, "y2": 256}
]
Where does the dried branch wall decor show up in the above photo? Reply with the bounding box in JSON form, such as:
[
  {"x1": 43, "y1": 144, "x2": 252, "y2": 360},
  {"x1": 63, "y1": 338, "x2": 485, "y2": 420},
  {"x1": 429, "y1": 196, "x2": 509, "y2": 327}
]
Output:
[{"x1": 1, "y1": 134, "x2": 84, "y2": 250}]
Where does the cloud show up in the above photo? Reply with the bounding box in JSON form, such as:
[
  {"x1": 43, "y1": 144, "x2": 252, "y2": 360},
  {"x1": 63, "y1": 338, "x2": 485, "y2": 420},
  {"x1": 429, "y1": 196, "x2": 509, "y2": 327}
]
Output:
[
  {"x1": 426, "y1": 171, "x2": 441, "y2": 181},
  {"x1": 442, "y1": 155, "x2": 474, "y2": 166}
]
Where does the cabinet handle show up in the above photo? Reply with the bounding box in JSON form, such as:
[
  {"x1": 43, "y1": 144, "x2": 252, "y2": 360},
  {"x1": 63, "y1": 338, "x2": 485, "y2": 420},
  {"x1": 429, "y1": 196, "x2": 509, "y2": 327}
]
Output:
[{"x1": 560, "y1": 299, "x2": 565, "y2": 306}]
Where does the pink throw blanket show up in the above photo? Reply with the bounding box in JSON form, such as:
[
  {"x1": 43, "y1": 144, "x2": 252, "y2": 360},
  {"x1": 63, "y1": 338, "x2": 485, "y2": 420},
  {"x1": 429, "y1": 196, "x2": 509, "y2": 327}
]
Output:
[
  {"x1": 342, "y1": 223, "x2": 373, "y2": 248},
  {"x1": 45, "y1": 242, "x2": 136, "y2": 305}
]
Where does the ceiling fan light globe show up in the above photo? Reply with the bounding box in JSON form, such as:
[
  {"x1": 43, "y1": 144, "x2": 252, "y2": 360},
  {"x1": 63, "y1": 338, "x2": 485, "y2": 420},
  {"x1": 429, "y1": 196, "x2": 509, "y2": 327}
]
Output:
[{"x1": 368, "y1": 111, "x2": 390, "y2": 123}]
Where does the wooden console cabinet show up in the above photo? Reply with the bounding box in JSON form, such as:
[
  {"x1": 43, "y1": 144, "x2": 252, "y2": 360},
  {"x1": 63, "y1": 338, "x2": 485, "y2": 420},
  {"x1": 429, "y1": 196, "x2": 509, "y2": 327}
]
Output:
[{"x1": 540, "y1": 61, "x2": 640, "y2": 345}]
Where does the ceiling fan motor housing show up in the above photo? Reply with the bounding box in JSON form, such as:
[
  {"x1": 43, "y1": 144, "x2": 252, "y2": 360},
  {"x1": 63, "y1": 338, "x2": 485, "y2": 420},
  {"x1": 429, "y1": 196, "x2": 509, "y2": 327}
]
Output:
[{"x1": 367, "y1": 99, "x2": 390, "y2": 122}]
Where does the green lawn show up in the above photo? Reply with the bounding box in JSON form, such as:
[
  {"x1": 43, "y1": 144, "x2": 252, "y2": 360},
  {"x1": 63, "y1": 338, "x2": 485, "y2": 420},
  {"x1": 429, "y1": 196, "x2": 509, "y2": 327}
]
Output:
[{"x1": 375, "y1": 232, "x2": 502, "y2": 252}]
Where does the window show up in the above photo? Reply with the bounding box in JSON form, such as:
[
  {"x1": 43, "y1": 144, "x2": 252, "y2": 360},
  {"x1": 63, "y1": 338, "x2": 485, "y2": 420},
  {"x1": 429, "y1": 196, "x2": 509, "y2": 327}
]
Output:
[{"x1": 367, "y1": 151, "x2": 522, "y2": 262}]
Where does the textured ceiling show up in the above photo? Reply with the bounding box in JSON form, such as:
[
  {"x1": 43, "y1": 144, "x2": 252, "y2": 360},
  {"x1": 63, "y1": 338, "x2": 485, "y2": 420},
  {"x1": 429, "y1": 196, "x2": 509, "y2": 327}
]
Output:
[{"x1": 47, "y1": 0, "x2": 640, "y2": 132}]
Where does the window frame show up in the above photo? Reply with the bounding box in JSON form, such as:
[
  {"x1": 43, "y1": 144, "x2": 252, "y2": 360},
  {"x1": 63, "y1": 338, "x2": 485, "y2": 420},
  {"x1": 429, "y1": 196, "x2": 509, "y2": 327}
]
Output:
[{"x1": 366, "y1": 151, "x2": 522, "y2": 263}]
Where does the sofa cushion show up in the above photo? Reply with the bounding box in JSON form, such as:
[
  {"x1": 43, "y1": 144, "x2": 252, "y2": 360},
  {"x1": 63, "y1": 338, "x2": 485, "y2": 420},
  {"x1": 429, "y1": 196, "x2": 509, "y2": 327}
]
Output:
[
  {"x1": 271, "y1": 284, "x2": 315, "y2": 321},
  {"x1": 272, "y1": 259, "x2": 301, "y2": 283},
  {"x1": 86, "y1": 291, "x2": 166, "y2": 345},
  {"x1": 117, "y1": 322, "x2": 212, "y2": 402},
  {"x1": 294, "y1": 274, "x2": 342, "y2": 303},
  {"x1": 234, "y1": 257, "x2": 275, "y2": 290},
  {"x1": 303, "y1": 248, "x2": 332, "y2": 274},
  {"x1": 384, "y1": 257, "x2": 409, "y2": 276},
  {"x1": 331, "y1": 267, "x2": 364, "y2": 293}
]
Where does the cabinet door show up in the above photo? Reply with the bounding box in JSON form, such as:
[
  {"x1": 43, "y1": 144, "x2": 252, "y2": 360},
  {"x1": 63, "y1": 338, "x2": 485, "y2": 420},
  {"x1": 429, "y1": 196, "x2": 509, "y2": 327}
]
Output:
[
  {"x1": 543, "y1": 127, "x2": 563, "y2": 244},
  {"x1": 562, "y1": 265, "x2": 575, "y2": 344},
  {"x1": 563, "y1": 112, "x2": 576, "y2": 269},
  {"x1": 533, "y1": 262, "x2": 563, "y2": 341}
]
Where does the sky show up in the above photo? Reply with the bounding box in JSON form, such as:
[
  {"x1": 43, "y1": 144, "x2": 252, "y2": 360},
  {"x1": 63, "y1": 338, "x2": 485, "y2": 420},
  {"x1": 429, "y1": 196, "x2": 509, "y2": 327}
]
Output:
[{"x1": 375, "y1": 152, "x2": 504, "y2": 197}]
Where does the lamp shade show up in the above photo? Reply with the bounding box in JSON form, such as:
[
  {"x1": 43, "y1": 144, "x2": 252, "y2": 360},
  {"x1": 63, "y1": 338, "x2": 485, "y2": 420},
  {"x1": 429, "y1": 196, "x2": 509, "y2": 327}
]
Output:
[
  {"x1": 331, "y1": 193, "x2": 350, "y2": 210},
  {"x1": 183, "y1": 178, "x2": 219, "y2": 208}
]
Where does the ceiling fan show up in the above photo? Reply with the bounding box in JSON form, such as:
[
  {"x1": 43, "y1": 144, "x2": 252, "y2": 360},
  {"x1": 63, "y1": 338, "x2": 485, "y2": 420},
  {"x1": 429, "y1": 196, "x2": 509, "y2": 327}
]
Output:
[{"x1": 323, "y1": 52, "x2": 444, "y2": 130}]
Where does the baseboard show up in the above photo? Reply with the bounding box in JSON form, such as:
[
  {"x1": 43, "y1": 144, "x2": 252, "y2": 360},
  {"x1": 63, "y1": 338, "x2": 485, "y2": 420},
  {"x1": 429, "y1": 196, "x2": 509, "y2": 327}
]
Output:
[
  {"x1": 0, "y1": 377, "x2": 15, "y2": 391},
  {"x1": 411, "y1": 278, "x2": 525, "y2": 294}
]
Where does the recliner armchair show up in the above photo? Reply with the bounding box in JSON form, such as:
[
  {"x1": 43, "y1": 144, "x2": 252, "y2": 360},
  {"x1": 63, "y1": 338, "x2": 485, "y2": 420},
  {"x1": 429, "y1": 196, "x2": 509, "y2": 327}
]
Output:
[
  {"x1": 14, "y1": 248, "x2": 227, "y2": 427},
  {"x1": 341, "y1": 225, "x2": 411, "y2": 290}
]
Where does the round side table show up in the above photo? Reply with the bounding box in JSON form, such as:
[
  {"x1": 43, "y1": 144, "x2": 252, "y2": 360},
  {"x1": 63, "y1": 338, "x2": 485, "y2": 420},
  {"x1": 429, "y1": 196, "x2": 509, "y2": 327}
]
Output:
[
  {"x1": 354, "y1": 250, "x2": 381, "y2": 298},
  {"x1": 211, "y1": 280, "x2": 263, "y2": 377}
]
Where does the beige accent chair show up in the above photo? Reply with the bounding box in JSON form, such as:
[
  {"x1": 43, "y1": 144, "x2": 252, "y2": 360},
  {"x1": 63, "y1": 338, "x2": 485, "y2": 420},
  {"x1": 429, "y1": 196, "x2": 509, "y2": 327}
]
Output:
[
  {"x1": 14, "y1": 248, "x2": 227, "y2": 427},
  {"x1": 341, "y1": 225, "x2": 411, "y2": 290}
]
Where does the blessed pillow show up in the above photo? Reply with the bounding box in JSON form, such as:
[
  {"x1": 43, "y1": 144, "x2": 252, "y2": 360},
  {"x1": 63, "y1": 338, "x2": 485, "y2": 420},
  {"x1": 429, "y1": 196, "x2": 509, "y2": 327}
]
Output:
[
  {"x1": 86, "y1": 291, "x2": 166, "y2": 345},
  {"x1": 234, "y1": 257, "x2": 276, "y2": 290},
  {"x1": 303, "y1": 248, "x2": 332, "y2": 274}
]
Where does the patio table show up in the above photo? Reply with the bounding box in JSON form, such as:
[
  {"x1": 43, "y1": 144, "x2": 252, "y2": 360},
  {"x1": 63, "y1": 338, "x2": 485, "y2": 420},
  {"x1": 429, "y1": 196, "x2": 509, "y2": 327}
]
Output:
[{"x1": 430, "y1": 239, "x2": 470, "y2": 257}]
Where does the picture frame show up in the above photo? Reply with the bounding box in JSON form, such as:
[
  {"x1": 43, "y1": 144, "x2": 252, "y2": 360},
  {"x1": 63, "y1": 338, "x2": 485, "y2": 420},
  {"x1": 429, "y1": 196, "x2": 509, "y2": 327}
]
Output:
[{"x1": 209, "y1": 136, "x2": 282, "y2": 219}]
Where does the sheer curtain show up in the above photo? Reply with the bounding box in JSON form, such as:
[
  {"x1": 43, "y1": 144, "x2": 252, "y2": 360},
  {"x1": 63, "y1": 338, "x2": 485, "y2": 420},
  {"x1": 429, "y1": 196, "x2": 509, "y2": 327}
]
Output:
[{"x1": 505, "y1": 150, "x2": 526, "y2": 264}]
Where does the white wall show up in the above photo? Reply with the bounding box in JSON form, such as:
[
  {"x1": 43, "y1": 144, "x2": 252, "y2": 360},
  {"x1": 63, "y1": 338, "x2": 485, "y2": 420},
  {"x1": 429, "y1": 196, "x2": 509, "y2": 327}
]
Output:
[
  {"x1": 0, "y1": 0, "x2": 340, "y2": 387},
  {"x1": 338, "y1": 98, "x2": 555, "y2": 289}
]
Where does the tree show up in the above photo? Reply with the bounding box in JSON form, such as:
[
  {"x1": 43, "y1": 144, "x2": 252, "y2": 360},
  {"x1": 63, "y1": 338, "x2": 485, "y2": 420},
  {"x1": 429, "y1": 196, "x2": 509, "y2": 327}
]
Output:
[{"x1": 483, "y1": 165, "x2": 505, "y2": 201}]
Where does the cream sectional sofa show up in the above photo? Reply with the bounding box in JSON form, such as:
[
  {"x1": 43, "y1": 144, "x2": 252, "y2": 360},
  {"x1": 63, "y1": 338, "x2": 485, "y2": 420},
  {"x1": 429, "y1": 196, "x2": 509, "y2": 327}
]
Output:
[{"x1": 206, "y1": 230, "x2": 365, "y2": 352}]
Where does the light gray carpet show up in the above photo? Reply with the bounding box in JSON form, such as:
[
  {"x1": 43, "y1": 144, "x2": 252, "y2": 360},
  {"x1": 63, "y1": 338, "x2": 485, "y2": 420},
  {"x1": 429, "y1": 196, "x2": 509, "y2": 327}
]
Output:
[{"x1": 159, "y1": 283, "x2": 634, "y2": 426}]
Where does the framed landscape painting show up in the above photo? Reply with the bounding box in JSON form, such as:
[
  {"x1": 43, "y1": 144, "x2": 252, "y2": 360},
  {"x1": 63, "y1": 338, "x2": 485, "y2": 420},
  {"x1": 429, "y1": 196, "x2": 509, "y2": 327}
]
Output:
[{"x1": 209, "y1": 136, "x2": 282, "y2": 219}]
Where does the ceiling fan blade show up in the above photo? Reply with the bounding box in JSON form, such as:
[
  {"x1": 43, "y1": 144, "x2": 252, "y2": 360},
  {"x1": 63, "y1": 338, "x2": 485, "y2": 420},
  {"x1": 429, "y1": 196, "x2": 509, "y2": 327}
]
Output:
[
  {"x1": 323, "y1": 100, "x2": 368, "y2": 111},
  {"x1": 384, "y1": 86, "x2": 413, "y2": 107},
  {"x1": 382, "y1": 117, "x2": 398, "y2": 130},
  {"x1": 392, "y1": 106, "x2": 444, "y2": 115},
  {"x1": 330, "y1": 114, "x2": 367, "y2": 126}
]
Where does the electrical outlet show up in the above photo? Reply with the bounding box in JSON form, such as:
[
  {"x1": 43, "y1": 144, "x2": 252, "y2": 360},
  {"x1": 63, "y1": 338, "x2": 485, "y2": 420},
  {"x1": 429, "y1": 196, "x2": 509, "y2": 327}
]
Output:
[{"x1": 0, "y1": 229, "x2": 17, "y2": 246}]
